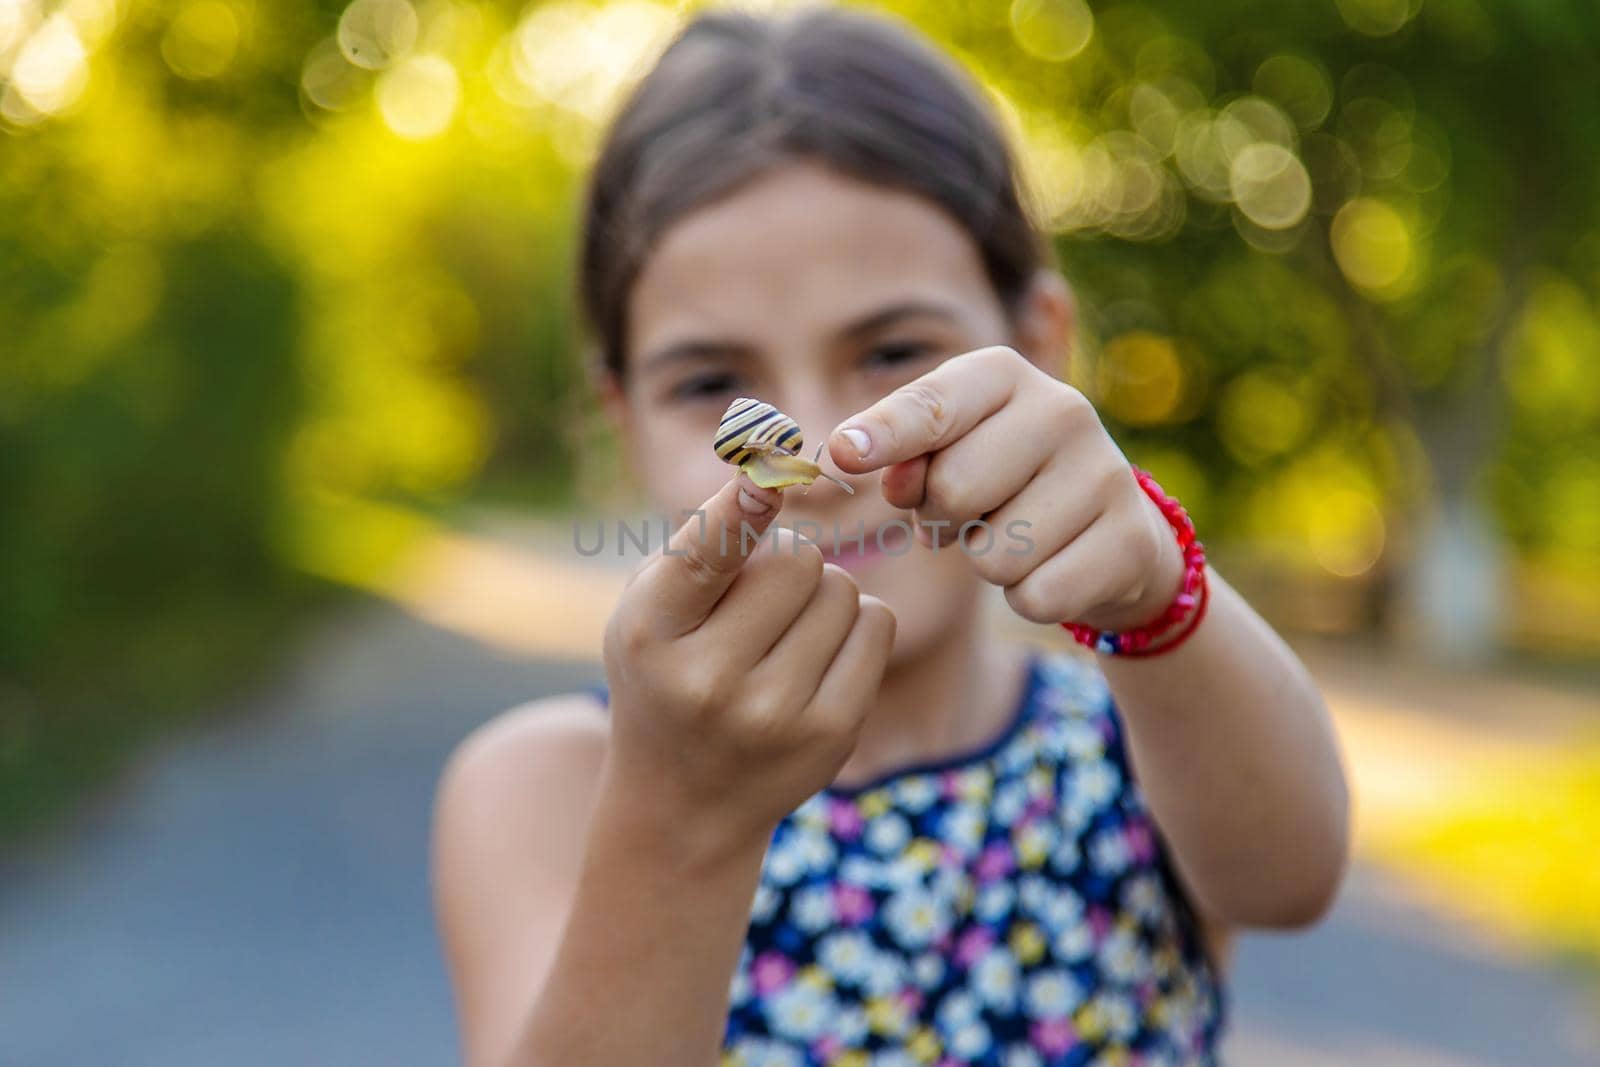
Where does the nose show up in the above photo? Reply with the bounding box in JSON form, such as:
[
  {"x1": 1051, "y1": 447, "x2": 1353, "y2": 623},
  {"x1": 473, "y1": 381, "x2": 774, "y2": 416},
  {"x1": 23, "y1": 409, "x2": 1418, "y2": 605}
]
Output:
[{"x1": 779, "y1": 392, "x2": 863, "y2": 503}]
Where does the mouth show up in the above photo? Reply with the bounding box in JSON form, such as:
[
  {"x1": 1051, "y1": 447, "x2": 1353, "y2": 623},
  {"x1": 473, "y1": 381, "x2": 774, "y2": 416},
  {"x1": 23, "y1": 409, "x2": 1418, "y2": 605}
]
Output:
[{"x1": 817, "y1": 522, "x2": 914, "y2": 571}]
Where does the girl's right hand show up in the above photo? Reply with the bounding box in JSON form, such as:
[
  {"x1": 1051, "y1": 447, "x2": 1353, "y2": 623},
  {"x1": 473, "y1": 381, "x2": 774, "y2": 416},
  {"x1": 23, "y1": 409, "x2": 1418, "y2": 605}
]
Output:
[{"x1": 599, "y1": 472, "x2": 896, "y2": 860}]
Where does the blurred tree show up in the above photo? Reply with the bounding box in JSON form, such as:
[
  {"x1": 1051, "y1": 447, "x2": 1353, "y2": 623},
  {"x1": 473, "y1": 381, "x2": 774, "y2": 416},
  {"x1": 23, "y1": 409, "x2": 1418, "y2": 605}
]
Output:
[
  {"x1": 4, "y1": 0, "x2": 1599, "y2": 831},
  {"x1": 880, "y1": 0, "x2": 1600, "y2": 658},
  {"x1": 0, "y1": 0, "x2": 324, "y2": 830}
]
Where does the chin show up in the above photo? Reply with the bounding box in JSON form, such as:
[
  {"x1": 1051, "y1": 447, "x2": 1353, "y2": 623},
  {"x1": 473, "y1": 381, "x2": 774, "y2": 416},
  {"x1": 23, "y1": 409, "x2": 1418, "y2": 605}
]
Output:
[{"x1": 856, "y1": 549, "x2": 981, "y2": 668}]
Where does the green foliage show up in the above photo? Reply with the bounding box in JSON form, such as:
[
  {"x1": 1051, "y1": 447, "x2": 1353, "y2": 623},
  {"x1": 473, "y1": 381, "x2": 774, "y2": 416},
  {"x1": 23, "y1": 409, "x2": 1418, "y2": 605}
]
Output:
[
  {"x1": 3, "y1": 0, "x2": 1599, "y2": 833},
  {"x1": 896, "y1": 0, "x2": 1600, "y2": 607},
  {"x1": 0, "y1": 230, "x2": 314, "y2": 834}
]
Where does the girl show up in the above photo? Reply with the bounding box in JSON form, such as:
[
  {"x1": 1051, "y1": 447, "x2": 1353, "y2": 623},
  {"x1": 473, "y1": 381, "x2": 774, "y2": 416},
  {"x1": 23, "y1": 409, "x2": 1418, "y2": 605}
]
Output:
[{"x1": 431, "y1": 6, "x2": 1350, "y2": 1066}]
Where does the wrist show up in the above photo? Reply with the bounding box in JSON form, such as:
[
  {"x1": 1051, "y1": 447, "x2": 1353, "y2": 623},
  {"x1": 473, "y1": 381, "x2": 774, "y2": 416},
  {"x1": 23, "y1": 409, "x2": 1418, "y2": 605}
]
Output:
[
  {"x1": 1091, "y1": 493, "x2": 1188, "y2": 632},
  {"x1": 1062, "y1": 465, "x2": 1207, "y2": 656},
  {"x1": 595, "y1": 757, "x2": 775, "y2": 878}
]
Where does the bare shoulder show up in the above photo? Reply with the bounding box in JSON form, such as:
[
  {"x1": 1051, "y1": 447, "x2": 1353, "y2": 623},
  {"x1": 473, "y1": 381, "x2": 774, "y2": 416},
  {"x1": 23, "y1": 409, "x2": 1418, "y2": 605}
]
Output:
[
  {"x1": 431, "y1": 691, "x2": 613, "y2": 1066},
  {"x1": 437, "y1": 691, "x2": 611, "y2": 805},
  {"x1": 432, "y1": 690, "x2": 613, "y2": 876}
]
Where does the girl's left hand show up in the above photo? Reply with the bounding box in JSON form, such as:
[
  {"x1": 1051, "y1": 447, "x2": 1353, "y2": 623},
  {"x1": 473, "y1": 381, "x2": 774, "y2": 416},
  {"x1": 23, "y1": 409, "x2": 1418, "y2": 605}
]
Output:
[{"x1": 827, "y1": 345, "x2": 1186, "y2": 634}]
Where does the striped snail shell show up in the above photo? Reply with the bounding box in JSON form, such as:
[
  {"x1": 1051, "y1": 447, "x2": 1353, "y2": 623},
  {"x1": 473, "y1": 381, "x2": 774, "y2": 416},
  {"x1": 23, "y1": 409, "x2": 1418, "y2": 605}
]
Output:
[
  {"x1": 714, "y1": 397, "x2": 855, "y2": 494},
  {"x1": 715, "y1": 397, "x2": 804, "y2": 466}
]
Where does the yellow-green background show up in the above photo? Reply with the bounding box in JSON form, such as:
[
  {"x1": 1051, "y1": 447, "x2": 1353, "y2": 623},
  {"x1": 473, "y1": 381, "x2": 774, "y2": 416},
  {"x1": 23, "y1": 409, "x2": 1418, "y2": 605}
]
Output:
[{"x1": 3, "y1": 0, "x2": 1597, "y2": 985}]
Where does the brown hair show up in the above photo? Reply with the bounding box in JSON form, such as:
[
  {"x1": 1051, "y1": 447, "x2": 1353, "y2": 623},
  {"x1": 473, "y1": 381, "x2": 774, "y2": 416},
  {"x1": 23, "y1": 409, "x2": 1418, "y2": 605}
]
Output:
[{"x1": 576, "y1": 3, "x2": 1050, "y2": 377}]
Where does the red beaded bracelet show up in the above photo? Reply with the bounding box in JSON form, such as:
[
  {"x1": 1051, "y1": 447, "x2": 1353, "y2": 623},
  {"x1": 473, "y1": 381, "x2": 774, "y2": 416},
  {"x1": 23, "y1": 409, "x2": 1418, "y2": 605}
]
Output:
[
  {"x1": 1119, "y1": 566, "x2": 1209, "y2": 657},
  {"x1": 1060, "y1": 465, "x2": 1208, "y2": 656}
]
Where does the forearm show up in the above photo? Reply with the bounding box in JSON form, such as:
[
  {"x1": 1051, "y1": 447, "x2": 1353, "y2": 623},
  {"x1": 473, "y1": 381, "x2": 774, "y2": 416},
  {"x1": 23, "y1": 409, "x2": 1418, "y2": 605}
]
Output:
[
  {"x1": 1099, "y1": 567, "x2": 1350, "y2": 928},
  {"x1": 506, "y1": 769, "x2": 768, "y2": 1067}
]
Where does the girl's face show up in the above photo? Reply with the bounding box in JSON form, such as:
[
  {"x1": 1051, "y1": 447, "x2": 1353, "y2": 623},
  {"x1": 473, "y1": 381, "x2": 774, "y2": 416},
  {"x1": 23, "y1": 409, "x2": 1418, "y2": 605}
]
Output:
[{"x1": 600, "y1": 160, "x2": 1072, "y2": 663}]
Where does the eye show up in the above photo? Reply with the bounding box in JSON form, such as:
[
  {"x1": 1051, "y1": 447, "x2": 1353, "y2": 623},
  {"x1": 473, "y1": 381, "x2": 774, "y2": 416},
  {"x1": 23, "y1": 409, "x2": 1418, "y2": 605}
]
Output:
[
  {"x1": 863, "y1": 341, "x2": 937, "y2": 370},
  {"x1": 670, "y1": 371, "x2": 740, "y2": 401}
]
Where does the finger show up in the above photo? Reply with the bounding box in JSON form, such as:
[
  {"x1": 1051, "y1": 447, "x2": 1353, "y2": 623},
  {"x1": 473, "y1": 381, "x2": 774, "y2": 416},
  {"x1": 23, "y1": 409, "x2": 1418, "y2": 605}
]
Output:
[
  {"x1": 827, "y1": 346, "x2": 1022, "y2": 474},
  {"x1": 690, "y1": 529, "x2": 826, "y2": 668},
  {"x1": 1002, "y1": 518, "x2": 1141, "y2": 625},
  {"x1": 806, "y1": 594, "x2": 896, "y2": 735},
  {"x1": 747, "y1": 563, "x2": 861, "y2": 700},
  {"x1": 880, "y1": 455, "x2": 928, "y2": 511},
  {"x1": 912, "y1": 410, "x2": 1056, "y2": 544},
  {"x1": 638, "y1": 471, "x2": 785, "y2": 636},
  {"x1": 965, "y1": 453, "x2": 1100, "y2": 586}
]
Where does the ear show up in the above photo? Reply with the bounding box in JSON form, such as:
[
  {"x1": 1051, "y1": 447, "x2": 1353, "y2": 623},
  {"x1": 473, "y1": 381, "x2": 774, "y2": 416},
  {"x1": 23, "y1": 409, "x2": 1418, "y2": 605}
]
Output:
[
  {"x1": 589, "y1": 357, "x2": 632, "y2": 449},
  {"x1": 1010, "y1": 269, "x2": 1076, "y2": 382},
  {"x1": 582, "y1": 355, "x2": 647, "y2": 503},
  {"x1": 590, "y1": 356, "x2": 645, "y2": 485}
]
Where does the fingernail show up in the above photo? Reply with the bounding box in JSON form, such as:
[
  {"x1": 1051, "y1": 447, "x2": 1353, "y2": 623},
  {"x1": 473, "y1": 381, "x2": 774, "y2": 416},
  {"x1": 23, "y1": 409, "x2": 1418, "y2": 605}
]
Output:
[
  {"x1": 738, "y1": 486, "x2": 773, "y2": 515},
  {"x1": 838, "y1": 425, "x2": 871, "y2": 459}
]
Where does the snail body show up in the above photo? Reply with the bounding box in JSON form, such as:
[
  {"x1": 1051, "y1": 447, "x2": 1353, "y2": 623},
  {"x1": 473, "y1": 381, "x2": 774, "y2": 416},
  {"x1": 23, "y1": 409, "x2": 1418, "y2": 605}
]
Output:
[{"x1": 714, "y1": 397, "x2": 855, "y2": 494}]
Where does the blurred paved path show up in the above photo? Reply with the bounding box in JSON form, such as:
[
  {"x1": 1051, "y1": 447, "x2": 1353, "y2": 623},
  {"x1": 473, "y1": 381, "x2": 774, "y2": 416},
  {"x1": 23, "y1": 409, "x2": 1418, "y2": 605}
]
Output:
[{"x1": 2, "y1": 569, "x2": 1598, "y2": 1065}]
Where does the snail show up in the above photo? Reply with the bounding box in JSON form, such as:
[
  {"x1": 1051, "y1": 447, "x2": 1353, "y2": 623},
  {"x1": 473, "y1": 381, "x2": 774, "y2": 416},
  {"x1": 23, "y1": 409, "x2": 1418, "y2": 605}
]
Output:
[{"x1": 714, "y1": 397, "x2": 855, "y2": 494}]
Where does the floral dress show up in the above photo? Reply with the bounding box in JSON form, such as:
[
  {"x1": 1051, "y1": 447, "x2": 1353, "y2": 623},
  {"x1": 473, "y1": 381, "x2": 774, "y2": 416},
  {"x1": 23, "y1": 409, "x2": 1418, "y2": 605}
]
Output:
[{"x1": 592, "y1": 649, "x2": 1225, "y2": 1065}]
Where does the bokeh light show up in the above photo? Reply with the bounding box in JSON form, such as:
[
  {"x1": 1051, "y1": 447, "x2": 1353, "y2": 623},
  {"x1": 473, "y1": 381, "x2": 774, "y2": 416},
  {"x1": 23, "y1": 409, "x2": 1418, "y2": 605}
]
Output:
[
  {"x1": 338, "y1": 0, "x2": 417, "y2": 70},
  {"x1": 1126, "y1": 81, "x2": 1182, "y2": 157},
  {"x1": 0, "y1": 0, "x2": 38, "y2": 56},
  {"x1": 376, "y1": 52, "x2": 458, "y2": 138},
  {"x1": 1252, "y1": 54, "x2": 1332, "y2": 131},
  {"x1": 301, "y1": 34, "x2": 371, "y2": 112},
  {"x1": 161, "y1": 0, "x2": 241, "y2": 81},
  {"x1": 1504, "y1": 275, "x2": 1600, "y2": 421},
  {"x1": 1095, "y1": 330, "x2": 1189, "y2": 426},
  {"x1": 1173, "y1": 108, "x2": 1242, "y2": 203},
  {"x1": 1230, "y1": 142, "x2": 1311, "y2": 231},
  {"x1": 1331, "y1": 197, "x2": 1414, "y2": 296},
  {"x1": 1220, "y1": 96, "x2": 1297, "y2": 154},
  {"x1": 509, "y1": 0, "x2": 679, "y2": 123},
  {"x1": 4, "y1": 12, "x2": 87, "y2": 121},
  {"x1": 1308, "y1": 488, "x2": 1387, "y2": 578},
  {"x1": 1218, "y1": 371, "x2": 1311, "y2": 464},
  {"x1": 1009, "y1": 0, "x2": 1093, "y2": 62},
  {"x1": 1335, "y1": 0, "x2": 1423, "y2": 37}
]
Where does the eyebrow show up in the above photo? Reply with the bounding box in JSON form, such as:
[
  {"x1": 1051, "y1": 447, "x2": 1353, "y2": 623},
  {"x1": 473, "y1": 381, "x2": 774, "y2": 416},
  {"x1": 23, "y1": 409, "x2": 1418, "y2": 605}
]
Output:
[{"x1": 637, "y1": 298, "x2": 964, "y2": 376}]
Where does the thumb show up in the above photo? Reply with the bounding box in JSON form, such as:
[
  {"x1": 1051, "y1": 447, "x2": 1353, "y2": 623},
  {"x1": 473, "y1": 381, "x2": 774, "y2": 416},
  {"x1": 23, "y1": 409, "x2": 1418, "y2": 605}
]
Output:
[{"x1": 644, "y1": 471, "x2": 784, "y2": 636}]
